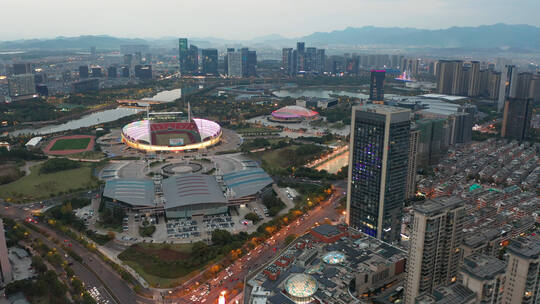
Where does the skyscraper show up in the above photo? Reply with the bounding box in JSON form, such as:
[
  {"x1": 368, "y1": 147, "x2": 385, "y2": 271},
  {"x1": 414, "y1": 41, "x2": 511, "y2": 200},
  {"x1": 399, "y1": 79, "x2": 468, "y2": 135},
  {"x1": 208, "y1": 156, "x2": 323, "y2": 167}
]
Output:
[
  {"x1": 12, "y1": 63, "x2": 31, "y2": 75},
  {"x1": 79, "y1": 65, "x2": 89, "y2": 79},
  {"x1": 316, "y1": 49, "x2": 325, "y2": 74},
  {"x1": 178, "y1": 38, "x2": 188, "y2": 74},
  {"x1": 369, "y1": 70, "x2": 385, "y2": 102},
  {"x1": 406, "y1": 127, "x2": 420, "y2": 200},
  {"x1": 123, "y1": 54, "x2": 133, "y2": 66},
  {"x1": 0, "y1": 219, "x2": 12, "y2": 285},
  {"x1": 187, "y1": 45, "x2": 199, "y2": 74},
  {"x1": 224, "y1": 48, "x2": 234, "y2": 75},
  {"x1": 404, "y1": 197, "x2": 465, "y2": 304},
  {"x1": 498, "y1": 65, "x2": 517, "y2": 112},
  {"x1": 227, "y1": 51, "x2": 243, "y2": 78},
  {"x1": 346, "y1": 104, "x2": 411, "y2": 243},
  {"x1": 296, "y1": 42, "x2": 305, "y2": 72},
  {"x1": 107, "y1": 66, "x2": 117, "y2": 78},
  {"x1": 202, "y1": 49, "x2": 218, "y2": 75},
  {"x1": 134, "y1": 65, "x2": 152, "y2": 80},
  {"x1": 8, "y1": 74, "x2": 36, "y2": 97},
  {"x1": 282, "y1": 48, "x2": 294, "y2": 76},
  {"x1": 468, "y1": 61, "x2": 481, "y2": 97},
  {"x1": 503, "y1": 236, "x2": 540, "y2": 304},
  {"x1": 436, "y1": 60, "x2": 463, "y2": 95},
  {"x1": 501, "y1": 98, "x2": 533, "y2": 141},
  {"x1": 246, "y1": 50, "x2": 257, "y2": 77},
  {"x1": 305, "y1": 47, "x2": 317, "y2": 72}
]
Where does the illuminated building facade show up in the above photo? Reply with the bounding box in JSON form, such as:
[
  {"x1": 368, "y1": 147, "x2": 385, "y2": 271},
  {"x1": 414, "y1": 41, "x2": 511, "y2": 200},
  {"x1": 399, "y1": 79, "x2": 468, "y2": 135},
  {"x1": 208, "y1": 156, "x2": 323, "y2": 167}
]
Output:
[{"x1": 346, "y1": 104, "x2": 410, "y2": 242}]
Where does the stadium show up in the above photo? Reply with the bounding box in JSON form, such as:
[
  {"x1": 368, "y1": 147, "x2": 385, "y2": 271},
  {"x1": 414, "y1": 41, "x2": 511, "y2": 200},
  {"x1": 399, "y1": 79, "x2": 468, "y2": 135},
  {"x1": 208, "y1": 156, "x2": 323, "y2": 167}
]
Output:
[
  {"x1": 269, "y1": 105, "x2": 320, "y2": 123},
  {"x1": 121, "y1": 112, "x2": 222, "y2": 152}
]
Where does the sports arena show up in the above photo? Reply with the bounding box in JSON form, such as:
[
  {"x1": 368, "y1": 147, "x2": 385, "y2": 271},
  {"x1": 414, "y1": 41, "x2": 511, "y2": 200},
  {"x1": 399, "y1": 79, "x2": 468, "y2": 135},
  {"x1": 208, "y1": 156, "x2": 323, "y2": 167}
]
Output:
[
  {"x1": 269, "y1": 105, "x2": 320, "y2": 123},
  {"x1": 121, "y1": 112, "x2": 222, "y2": 152}
]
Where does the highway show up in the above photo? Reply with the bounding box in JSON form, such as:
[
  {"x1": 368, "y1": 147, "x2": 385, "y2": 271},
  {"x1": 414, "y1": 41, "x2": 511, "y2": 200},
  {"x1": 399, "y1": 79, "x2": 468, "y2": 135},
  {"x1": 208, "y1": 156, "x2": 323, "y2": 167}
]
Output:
[
  {"x1": 2, "y1": 202, "x2": 154, "y2": 304},
  {"x1": 168, "y1": 183, "x2": 346, "y2": 304}
]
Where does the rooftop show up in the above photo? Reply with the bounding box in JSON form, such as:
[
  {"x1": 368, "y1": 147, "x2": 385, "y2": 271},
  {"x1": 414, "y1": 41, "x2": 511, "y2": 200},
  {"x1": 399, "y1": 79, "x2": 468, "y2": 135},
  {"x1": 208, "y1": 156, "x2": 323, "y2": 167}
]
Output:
[
  {"x1": 460, "y1": 253, "x2": 506, "y2": 280},
  {"x1": 507, "y1": 235, "x2": 540, "y2": 259},
  {"x1": 103, "y1": 178, "x2": 155, "y2": 207},
  {"x1": 223, "y1": 168, "x2": 273, "y2": 199},
  {"x1": 162, "y1": 174, "x2": 227, "y2": 209},
  {"x1": 413, "y1": 196, "x2": 464, "y2": 216},
  {"x1": 416, "y1": 283, "x2": 476, "y2": 304}
]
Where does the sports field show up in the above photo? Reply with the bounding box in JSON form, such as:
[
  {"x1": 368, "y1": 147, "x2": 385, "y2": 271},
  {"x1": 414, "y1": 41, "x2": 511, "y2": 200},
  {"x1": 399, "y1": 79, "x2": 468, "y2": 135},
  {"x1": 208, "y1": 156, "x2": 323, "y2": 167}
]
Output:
[
  {"x1": 43, "y1": 135, "x2": 95, "y2": 155},
  {"x1": 50, "y1": 137, "x2": 91, "y2": 151}
]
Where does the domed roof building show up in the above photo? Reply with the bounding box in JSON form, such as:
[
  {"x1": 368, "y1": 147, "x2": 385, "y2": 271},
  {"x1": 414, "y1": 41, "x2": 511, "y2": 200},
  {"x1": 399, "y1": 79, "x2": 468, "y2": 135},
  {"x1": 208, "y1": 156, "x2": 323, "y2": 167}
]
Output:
[
  {"x1": 284, "y1": 273, "x2": 318, "y2": 303},
  {"x1": 270, "y1": 105, "x2": 320, "y2": 123}
]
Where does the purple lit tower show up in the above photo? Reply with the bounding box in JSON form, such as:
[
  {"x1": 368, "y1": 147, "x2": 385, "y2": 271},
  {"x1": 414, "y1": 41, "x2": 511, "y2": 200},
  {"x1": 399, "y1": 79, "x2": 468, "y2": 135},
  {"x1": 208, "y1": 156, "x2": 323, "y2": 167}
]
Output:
[
  {"x1": 0, "y1": 218, "x2": 12, "y2": 285},
  {"x1": 346, "y1": 104, "x2": 411, "y2": 243}
]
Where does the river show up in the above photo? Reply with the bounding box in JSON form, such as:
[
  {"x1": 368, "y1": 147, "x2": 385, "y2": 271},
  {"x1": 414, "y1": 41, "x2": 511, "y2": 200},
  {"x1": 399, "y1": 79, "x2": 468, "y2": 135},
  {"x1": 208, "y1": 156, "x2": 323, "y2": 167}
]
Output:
[
  {"x1": 9, "y1": 88, "x2": 187, "y2": 136},
  {"x1": 314, "y1": 151, "x2": 349, "y2": 174},
  {"x1": 273, "y1": 89, "x2": 369, "y2": 99}
]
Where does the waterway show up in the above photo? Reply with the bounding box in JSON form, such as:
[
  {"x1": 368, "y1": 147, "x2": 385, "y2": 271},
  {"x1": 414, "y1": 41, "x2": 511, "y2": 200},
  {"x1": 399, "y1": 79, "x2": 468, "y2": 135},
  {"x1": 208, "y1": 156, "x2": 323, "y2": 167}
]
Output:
[
  {"x1": 10, "y1": 107, "x2": 143, "y2": 136},
  {"x1": 9, "y1": 87, "x2": 192, "y2": 136},
  {"x1": 314, "y1": 151, "x2": 349, "y2": 174},
  {"x1": 142, "y1": 88, "x2": 182, "y2": 102},
  {"x1": 273, "y1": 89, "x2": 369, "y2": 99}
]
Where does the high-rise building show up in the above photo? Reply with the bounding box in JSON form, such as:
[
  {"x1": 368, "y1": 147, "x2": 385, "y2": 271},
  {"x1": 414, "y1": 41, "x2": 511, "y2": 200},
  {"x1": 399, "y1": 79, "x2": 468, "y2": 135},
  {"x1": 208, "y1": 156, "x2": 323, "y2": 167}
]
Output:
[
  {"x1": 201, "y1": 49, "x2": 218, "y2": 75},
  {"x1": 120, "y1": 66, "x2": 129, "y2": 78},
  {"x1": 187, "y1": 45, "x2": 199, "y2": 74},
  {"x1": 91, "y1": 67, "x2": 102, "y2": 78},
  {"x1": 178, "y1": 38, "x2": 188, "y2": 74},
  {"x1": 134, "y1": 65, "x2": 152, "y2": 80},
  {"x1": 406, "y1": 127, "x2": 420, "y2": 200},
  {"x1": 503, "y1": 236, "x2": 540, "y2": 304},
  {"x1": 79, "y1": 65, "x2": 89, "y2": 79},
  {"x1": 90, "y1": 46, "x2": 96, "y2": 57},
  {"x1": 12, "y1": 63, "x2": 31, "y2": 75},
  {"x1": 134, "y1": 52, "x2": 143, "y2": 65},
  {"x1": 224, "y1": 48, "x2": 234, "y2": 75},
  {"x1": 404, "y1": 197, "x2": 465, "y2": 304},
  {"x1": 468, "y1": 61, "x2": 481, "y2": 97},
  {"x1": 305, "y1": 47, "x2": 317, "y2": 72},
  {"x1": 107, "y1": 66, "x2": 117, "y2": 78},
  {"x1": 436, "y1": 60, "x2": 463, "y2": 95},
  {"x1": 369, "y1": 70, "x2": 385, "y2": 102},
  {"x1": 282, "y1": 48, "x2": 294, "y2": 76},
  {"x1": 416, "y1": 119, "x2": 445, "y2": 168},
  {"x1": 346, "y1": 104, "x2": 411, "y2": 243},
  {"x1": 316, "y1": 49, "x2": 325, "y2": 74},
  {"x1": 449, "y1": 112, "x2": 473, "y2": 144},
  {"x1": 123, "y1": 54, "x2": 133, "y2": 66},
  {"x1": 501, "y1": 98, "x2": 533, "y2": 141},
  {"x1": 296, "y1": 42, "x2": 305, "y2": 72},
  {"x1": 0, "y1": 219, "x2": 12, "y2": 285},
  {"x1": 498, "y1": 65, "x2": 517, "y2": 112},
  {"x1": 460, "y1": 254, "x2": 506, "y2": 304},
  {"x1": 8, "y1": 74, "x2": 36, "y2": 97},
  {"x1": 489, "y1": 72, "x2": 501, "y2": 100},
  {"x1": 227, "y1": 51, "x2": 243, "y2": 78},
  {"x1": 246, "y1": 50, "x2": 257, "y2": 77}
]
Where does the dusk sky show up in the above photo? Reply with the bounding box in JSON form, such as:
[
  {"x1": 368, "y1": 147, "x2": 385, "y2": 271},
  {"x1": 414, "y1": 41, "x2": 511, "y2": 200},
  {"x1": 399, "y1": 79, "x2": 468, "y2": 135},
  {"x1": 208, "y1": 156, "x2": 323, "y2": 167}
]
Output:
[{"x1": 1, "y1": 0, "x2": 539, "y2": 40}]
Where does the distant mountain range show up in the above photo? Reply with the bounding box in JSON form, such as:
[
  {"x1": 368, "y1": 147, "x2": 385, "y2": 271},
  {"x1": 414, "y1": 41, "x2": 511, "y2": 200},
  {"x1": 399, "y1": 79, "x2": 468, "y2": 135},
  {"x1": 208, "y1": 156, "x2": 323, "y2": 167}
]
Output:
[{"x1": 1, "y1": 24, "x2": 540, "y2": 50}]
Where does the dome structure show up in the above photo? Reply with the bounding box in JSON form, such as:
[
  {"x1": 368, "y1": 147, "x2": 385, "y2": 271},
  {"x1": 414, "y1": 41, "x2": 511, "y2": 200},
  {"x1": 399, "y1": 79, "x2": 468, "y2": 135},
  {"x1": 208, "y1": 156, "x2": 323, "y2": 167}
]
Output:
[
  {"x1": 270, "y1": 106, "x2": 319, "y2": 122},
  {"x1": 322, "y1": 251, "x2": 346, "y2": 265},
  {"x1": 284, "y1": 273, "x2": 318, "y2": 303}
]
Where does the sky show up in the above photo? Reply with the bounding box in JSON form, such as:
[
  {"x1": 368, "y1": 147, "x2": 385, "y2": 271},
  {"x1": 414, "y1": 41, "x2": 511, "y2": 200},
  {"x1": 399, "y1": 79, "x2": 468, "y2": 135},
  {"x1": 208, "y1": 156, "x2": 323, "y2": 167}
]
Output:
[{"x1": 1, "y1": 0, "x2": 539, "y2": 40}]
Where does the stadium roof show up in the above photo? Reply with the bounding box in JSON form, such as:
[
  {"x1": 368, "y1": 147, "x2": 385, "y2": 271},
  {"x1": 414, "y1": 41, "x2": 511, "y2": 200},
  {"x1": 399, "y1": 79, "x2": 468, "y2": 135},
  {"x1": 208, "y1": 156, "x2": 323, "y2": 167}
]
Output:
[
  {"x1": 420, "y1": 93, "x2": 468, "y2": 102},
  {"x1": 163, "y1": 174, "x2": 227, "y2": 209},
  {"x1": 103, "y1": 179, "x2": 155, "y2": 207},
  {"x1": 223, "y1": 168, "x2": 273, "y2": 199}
]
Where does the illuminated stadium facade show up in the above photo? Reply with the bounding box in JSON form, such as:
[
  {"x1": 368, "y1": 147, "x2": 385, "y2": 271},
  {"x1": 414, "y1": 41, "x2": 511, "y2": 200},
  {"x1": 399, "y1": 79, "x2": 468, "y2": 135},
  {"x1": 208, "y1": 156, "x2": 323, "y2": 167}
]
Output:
[
  {"x1": 121, "y1": 111, "x2": 222, "y2": 152},
  {"x1": 269, "y1": 105, "x2": 320, "y2": 123}
]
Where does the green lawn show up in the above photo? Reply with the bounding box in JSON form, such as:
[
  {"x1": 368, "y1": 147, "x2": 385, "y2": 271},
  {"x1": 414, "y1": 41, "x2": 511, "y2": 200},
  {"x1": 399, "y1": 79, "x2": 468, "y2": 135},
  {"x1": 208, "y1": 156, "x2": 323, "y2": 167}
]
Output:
[
  {"x1": 119, "y1": 243, "x2": 215, "y2": 288},
  {"x1": 0, "y1": 163, "x2": 99, "y2": 202},
  {"x1": 50, "y1": 138, "x2": 91, "y2": 151},
  {"x1": 257, "y1": 145, "x2": 300, "y2": 169}
]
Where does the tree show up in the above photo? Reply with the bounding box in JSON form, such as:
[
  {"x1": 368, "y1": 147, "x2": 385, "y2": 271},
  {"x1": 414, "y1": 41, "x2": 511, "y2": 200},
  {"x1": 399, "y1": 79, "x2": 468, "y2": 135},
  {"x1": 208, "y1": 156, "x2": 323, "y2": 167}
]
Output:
[
  {"x1": 211, "y1": 229, "x2": 233, "y2": 246},
  {"x1": 244, "y1": 212, "x2": 261, "y2": 223}
]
